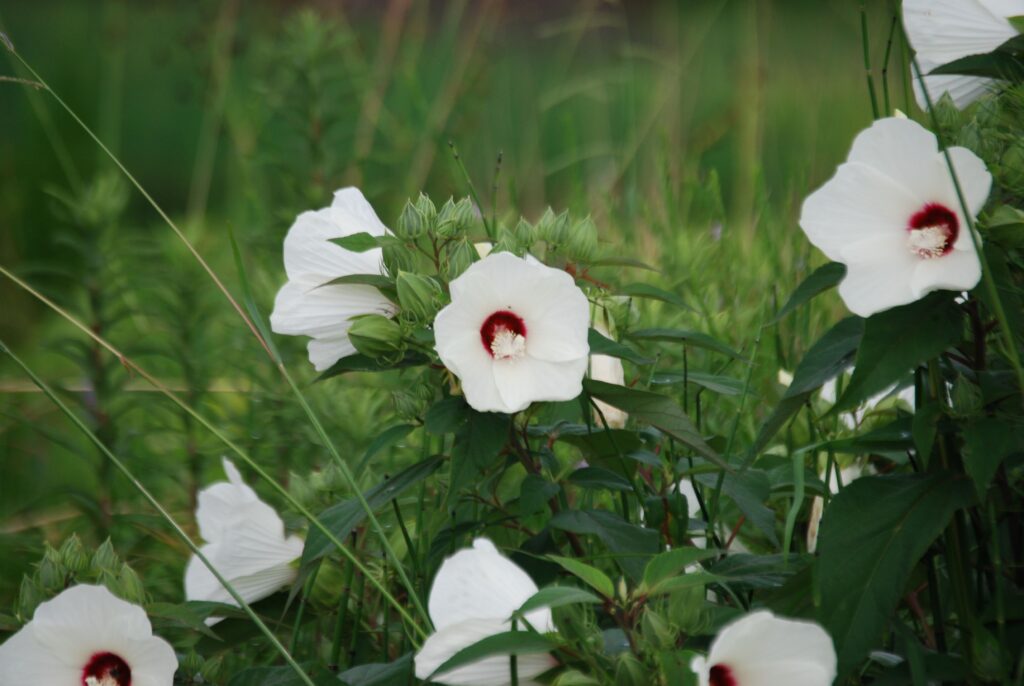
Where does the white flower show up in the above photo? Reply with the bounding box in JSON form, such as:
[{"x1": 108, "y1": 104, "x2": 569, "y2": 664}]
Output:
[
  {"x1": 434, "y1": 252, "x2": 590, "y2": 413},
  {"x1": 0, "y1": 584, "x2": 177, "y2": 686},
  {"x1": 690, "y1": 610, "x2": 837, "y2": 686},
  {"x1": 590, "y1": 323, "x2": 628, "y2": 429},
  {"x1": 270, "y1": 187, "x2": 395, "y2": 371},
  {"x1": 820, "y1": 371, "x2": 916, "y2": 430},
  {"x1": 903, "y1": 0, "x2": 1021, "y2": 109},
  {"x1": 414, "y1": 538, "x2": 556, "y2": 686},
  {"x1": 806, "y1": 463, "x2": 872, "y2": 554},
  {"x1": 799, "y1": 117, "x2": 990, "y2": 317},
  {"x1": 184, "y1": 459, "x2": 303, "y2": 621}
]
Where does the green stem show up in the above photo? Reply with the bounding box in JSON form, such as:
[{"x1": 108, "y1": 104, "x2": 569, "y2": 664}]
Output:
[
  {"x1": 0, "y1": 340, "x2": 317, "y2": 686},
  {"x1": 860, "y1": 3, "x2": 881, "y2": 119},
  {"x1": 912, "y1": 56, "x2": 1024, "y2": 406}
]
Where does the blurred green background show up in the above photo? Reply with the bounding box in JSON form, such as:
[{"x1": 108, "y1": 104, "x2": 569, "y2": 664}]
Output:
[{"x1": 0, "y1": 0, "x2": 905, "y2": 601}]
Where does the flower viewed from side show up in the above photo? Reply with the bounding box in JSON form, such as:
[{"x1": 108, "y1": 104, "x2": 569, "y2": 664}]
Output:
[
  {"x1": 800, "y1": 117, "x2": 991, "y2": 317},
  {"x1": 269, "y1": 187, "x2": 395, "y2": 372},
  {"x1": 590, "y1": 324, "x2": 628, "y2": 429},
  {"x1": 690, "y1": 610, "x2": 837, "y2": 686},
  {"x1": 0, "y1": 584, "x2": 177, "y2": 686},
  {"x1": 903, "y1": 0, "x2": 1021, "y2": 109},
  {"x1": 184, "y1": 459, "x2": 303, "y2": 620},
  {"x1": 414, "y1": 538, "x2": 556, "y2": 686},
  {"x1": 433, "y1": 252, "x2": 590, "y2": 413}
]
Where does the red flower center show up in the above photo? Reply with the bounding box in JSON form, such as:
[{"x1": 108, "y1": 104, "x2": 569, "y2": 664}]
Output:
[
  {"x1": 480, "y1": 310, "x2": 527, "y2": 359},
  {"x1": 710, "y1": 664, "x2": 737, "y2": 686},
  {"x1": 82, "y1": 652, "x2": 131, "y2": 686},
  {"x1": 907, "y1": 203, "x2": 958, "y2": 259}
]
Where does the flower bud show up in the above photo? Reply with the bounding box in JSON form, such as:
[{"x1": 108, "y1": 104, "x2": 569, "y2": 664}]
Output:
[
  {"x1": 396, "y1": 201, "x2": 427, "y2": 240},
  {"x1": 396, "y1": 272, "x2": 443, "y2": 321},
  {"x1": 347, "y1": 314, "x2": 403, "y2": 358},
  {"x1": 59, "y1": 535, "x2": 89, "y2": 574},
  {"x1": 382, "y1": 241, "x2": 415, "y2": 276},
  {"x1": 91, "y1": 539, "x2": 120, "y2": 575},
  {"x1": 415, "y1": 193, "x2": 437, "y2": 230},
  {"x1": 568, "y1": 216, "x2": 598, "y2": 261},
  {"x1": 443, "y1": 239, "x2": 477, "y2": 281},
  {"x1": 118, "y1": 565, "x2": 147, "y2": 604},
  {"x1": 513, "y1": 217, "x2": 534, "y2": 247},
  {"x1": 17, "y1": 577, "x2": 44, "y2": 620},
  {"x1": 310, "y1": 560, "x2": 346, "y2": 608}
]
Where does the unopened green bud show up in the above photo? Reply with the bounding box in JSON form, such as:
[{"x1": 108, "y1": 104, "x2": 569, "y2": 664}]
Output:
[
  {"x1": 397, "y1": 272, "x2": 443, "y2": 321},
  {"x1": 200, "y1": 655, "x2": 224, "y2": 682},
  {"x1": 614, "y1": 654, "x2": 646, "y2": 686},
  {"x1": 415, "y1": 193, "x2": 437, "y2": 229},
  {"x1": 513, "y1": 218, "x2": 534, "y2": 247},
  {"x1": 568, "y1": 216, "x2": 598, "y2": 260},
  {"x1": 59, "y1": 535, "x2": 89, "y2": 574},
  {"x1": 118, "y1": 565, "x2": 147, "y2": 604},
  {"x1": 37, "y1": 555, "x2": 64, "y2": 590},
  {"x1": 288, "y1": 470, "x2": 317, "y2": 505},
  {"x1": 617, "y1": 577, "x2": 629, "y2": 603},
  {"x1": 348, "y1": 314, "x2": 403, "y2": 358},
  {"x1": 92, "y1": 539, "x2": 120, "y2": 575},
  {"x1": 310, "y1": 560, "x2": 345, "y2": 608},
  {"x1": 396, "y1": 201, "x2": 427, "y2": 240},
  {"x1": 452, "y1": 198, "x2": 477, "y2": 230},
  {"x1": 641, "y1": 610, "x2": 674, "y2": 649},
  {"x1": 382, "y1": 241, "x2": 414, "y2": 276},
  {"x1": 553, "y1": 671, "x2": 601, "y2": 686},
  {"x1": 444, "y1": 239, "x2": 477, "y2": 281},
  {"x1": 18, "y1": 577, "x2": 44, "y2": 619},
  {"x1": 181, "y1": 651, "x2": 205, "y2": 676}
]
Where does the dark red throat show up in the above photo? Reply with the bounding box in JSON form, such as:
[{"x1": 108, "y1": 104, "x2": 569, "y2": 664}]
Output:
[
  {"x1": 908, "y1": 202, "x2": 958, "y2": 256},
  {"x1": 479, "y1": 310, "x2": 527, "y2": 356},
  {"x1": 710, "y1": 664, "x2": 737, "y2": 686},
  {"x1": 82, "y1": 652, "x2": 132, "y2": 686}
]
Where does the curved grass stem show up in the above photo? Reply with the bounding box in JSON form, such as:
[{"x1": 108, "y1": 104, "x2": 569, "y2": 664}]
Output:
[
  {"x1": 5, "y1": 46, "x2": 431, "y2": 630},
  {"x1": 0, "y1": 340, "x2": 318, "y2": 686},
  {"x1": 0, "y1": 265, "x2": 428, "y2": 641}
]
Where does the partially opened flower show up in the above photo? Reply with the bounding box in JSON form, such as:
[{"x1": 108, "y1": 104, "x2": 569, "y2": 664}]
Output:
[
  {"x1": 903, "y1": 0, "x2": 1020, "y2": 109},
  {"x1": 434, "y1": 252, "x2": 590, "y2": 413},
  {"x1": 414, "y1": 538, "x2": 556, "y2": 685},
  {"x1": 184, "y1": 459, "x2": 303, "y2": 619},
  {"x1": 690, "y1": 610, "x2": 837, "y2": 686},
  {"x1": 0, "y1": 584, "x2": 177, "y2": 686},
  {"x1": 270, "y1": 187, "x2": 395, "y2": 371},
  {"x1": 800, "y1": 117, "x2": 990, "y2": 317}
]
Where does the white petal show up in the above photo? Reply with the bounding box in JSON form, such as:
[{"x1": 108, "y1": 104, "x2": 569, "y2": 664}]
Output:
[
  {"x1": 428, "y1": 538, "x2": 553, "y2": 632},
  {"x1": 491, "y1": 355, "x2": 589, "y2": 414},
  {"x1": 0, "y1": 623, "x2": 80, "y2": 684},
  {"x1": 800, "y1": 161, "x2": 919, "y2": 262},
  {"x1": 913, "y1": 70, "x2": 996, "y2": 110},
  {"x1": 910, "y1": 249, "x2": 982, "y2": 299},
  {"x1": 195, "y1": 467, "x2": 284, "y2": 544},
  {"x1": 185, "y1": 525, "x2": 302, "y2": 601},
  {"x1": 330, "y1": 187, "x2": 390, "y2": 237},
  {"x1": 414, "y1": 618, "x2": 554, "y2": 686},
  {"x1": 945, "y1": 147, "x2": 992, "y2": 227},
  {"x1": 846, "y1": 118, "x2": 941, "y2": 199},
  {"x1": 433, "y1": 306, "x2": 505, "y2": 413},
  {"x1": 836, "y1": 235, "x2": 919, "y2": 317},
  {"x1": 806, "y1": 496, "x2": 825, "y2": 554},
  {"x1": 269, "y1": 280, "x2": 393, "y2": 371},
  {"x1": 903, "y1": 0, "x2": 1017, "y2": 66},
  {"x1": 706, "y1": 611, "x2": 837, "y2": 686},
  {"x1": 19, "y1": 585, "x2": 177, "y2": 686}
]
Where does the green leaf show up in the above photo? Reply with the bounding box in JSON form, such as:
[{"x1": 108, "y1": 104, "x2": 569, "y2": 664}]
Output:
[
  {"x1": 962, "y1": 417, "x2": 1024, "y2": 497},
  {"x1": 515, "y1": 586, "x2": 603, "y2": 617},
  {"x1": 911, "y1": 402, "x2": 941, "y2": 468},
  {"x1": 642, "y1": 548, "x2": 719, "y2": 588},
  {"x1": 795, "y1": 416, "x2": 915, "y2": 457},
  {"x1": 834, "y1": 294, "x2": 962, "y2": 414},
  {"x1": 628, "y1": 328, "x2": 745, "y2": 361},
  {"x1": 338, "y1": 654, "x2": 413, "y2": 686},
  {"x1": 710, "y1": 553, "x2": 806, "y2": 590},
  {"x1": 589, "y1": 256, "x2": 658, "y2": 271},
  {"x1": 651, "y1": 371, "x2": 744, "y2": 396},
  {"x1": 550, "y1": 509, "x2": 661, "y2": 580},
  {"x1": 928, "y1": 49, "x2": 1024, "y2": 81},
  {"x1": 316, "y1": 351, "x2": 428, "y2": 381},
  {"x1": 588, "y1": 328, "x2": 654, "y2": 366},
  {"x1": 548, "y1": 555, "x2": 615, "y2": 598},
  {"x1": 146, "y1": 601, "x2": 226, "y2": 638},
  {"x1": 620, "y1": 282, "x2": 692, "y2": 311},
  {"x1": 355, "y1": 423, "x2": 415, "y2": 474},
  {"x1": 302, "y1": 455, "x2": 443, "y2": 565},
  {"x1": 330, "y1": 232, "x2": 385, "y2": 252},
  {"x1": 696, "y1": 470, "x2": 778, "y2": 545},
  {"x1": 424, "y1": 396, "x2": 470, "y2": 435},
  {"x1": 568, "y1": 467, "x2": 634, "y2": 492},
  {"x1": 818, "y1": 472, "x2": 974, "y2": 678},
  {"x1": 750, "y1": 317, "x2": 864, "y2": 457},
  {"x1": 583, "y1": 379, "x2": 727, "y2": 470},
  {"x1": 773, "y1": 262, "x2": 846, "y2": 323},
  {"x1": 320, "y1": 273, "x2": 394, "y2": 290},
  {"x1": 645, "y1": 572, "x2": 720, "y2": 597},
  {"x1": 430, "y1": 631, "x2": 557, "y2": 679}
]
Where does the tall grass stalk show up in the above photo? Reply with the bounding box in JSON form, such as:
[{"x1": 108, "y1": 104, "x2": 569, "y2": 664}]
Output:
[
  {"x1": 0, "y1": 340, "x2": 318, "y2": 686},
  {"x1": 0, "y1": 264, "x2": 428, "y2": 640},
  {"x1": 4, "y1": 43, "x2": 431, "y2": 627}
]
